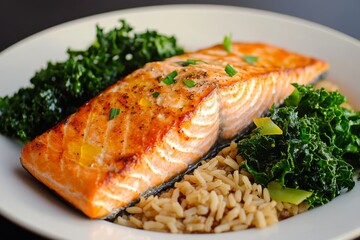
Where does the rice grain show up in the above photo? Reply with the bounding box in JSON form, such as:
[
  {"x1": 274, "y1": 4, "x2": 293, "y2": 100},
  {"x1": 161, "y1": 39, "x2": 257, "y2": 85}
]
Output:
[{"x1": 115, "y1": 142, "x2": 309, "y2": 233}]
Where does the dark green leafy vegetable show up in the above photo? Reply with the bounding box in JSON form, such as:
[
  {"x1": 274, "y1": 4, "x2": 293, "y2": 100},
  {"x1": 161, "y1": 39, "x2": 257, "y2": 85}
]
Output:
[
  {"x1": 238, "y1": 83, "x2": 360, "y2": 207},
  {"x1": 0, "y1": 19, "x2": 184, "y2": 143}
]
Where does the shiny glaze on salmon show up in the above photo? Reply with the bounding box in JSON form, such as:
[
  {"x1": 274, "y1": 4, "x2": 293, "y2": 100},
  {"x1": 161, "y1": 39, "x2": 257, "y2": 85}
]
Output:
[{"x1": 20, "y1": 42, "x2": 329, "y2": 219}]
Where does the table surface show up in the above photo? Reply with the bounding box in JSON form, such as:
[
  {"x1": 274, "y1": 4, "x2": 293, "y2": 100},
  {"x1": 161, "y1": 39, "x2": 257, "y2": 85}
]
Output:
[{"x1": 1, "y1": 0, "x2": 359, "y2": 239}]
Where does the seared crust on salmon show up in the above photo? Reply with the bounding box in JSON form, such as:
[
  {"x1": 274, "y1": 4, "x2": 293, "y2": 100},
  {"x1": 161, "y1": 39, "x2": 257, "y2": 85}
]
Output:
[{"x1": 20, "y1": 42, "x2": 329, "y2": 219}]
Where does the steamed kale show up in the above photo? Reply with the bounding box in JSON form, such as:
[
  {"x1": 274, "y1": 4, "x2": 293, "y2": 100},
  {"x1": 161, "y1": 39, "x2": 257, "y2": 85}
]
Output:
[
  {"x1": 238, "y1": 83, "x2": 360, "y2": 207},
  {"x1": 0, "y1": 20, "x2": 184, "y2": 143}
]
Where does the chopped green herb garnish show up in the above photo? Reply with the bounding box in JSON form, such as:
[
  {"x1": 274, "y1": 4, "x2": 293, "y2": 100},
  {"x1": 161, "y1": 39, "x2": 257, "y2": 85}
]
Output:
[
  {"x1": 243, "y1": 55, "x2": 258, "y2": 65},
  {"x1": 109, "y1": 108, "x2": 120, "y2": 120},
  {"x1": 225, "y1": 64, "x2": 238, "y2": 77},
  {"x1": 177, "y1": 59, "x2": 207, "y2": 66},
  {"x1": 223, "y1": 33, "x2": 232, "y2": 53},
  {"x1": 152, "y1": 92, "x2": 160, "y2": 98},
  {"x1": 162, "y1": 71, "x2": 178, "y2": 85},
  {"x1": 183, "y1": 79, "x2": 197, "y2": 88}
]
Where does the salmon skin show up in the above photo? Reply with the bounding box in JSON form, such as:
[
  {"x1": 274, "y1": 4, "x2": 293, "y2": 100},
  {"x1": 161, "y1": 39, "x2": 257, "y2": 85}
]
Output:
[{"x1": 20, "y1": 42, "x2": 329, "y2": 219}]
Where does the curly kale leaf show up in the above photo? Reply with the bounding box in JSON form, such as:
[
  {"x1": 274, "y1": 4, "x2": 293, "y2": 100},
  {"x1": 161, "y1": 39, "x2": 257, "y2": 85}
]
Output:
[{"x1": 238, "y1": 83, "x2": 360, "y2": 207}]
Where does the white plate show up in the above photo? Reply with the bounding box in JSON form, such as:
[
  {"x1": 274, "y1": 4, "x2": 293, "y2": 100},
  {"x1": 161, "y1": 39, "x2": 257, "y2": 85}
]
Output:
[{"x1": 1, "y1": 4, "x2": 359, "y2": 240}]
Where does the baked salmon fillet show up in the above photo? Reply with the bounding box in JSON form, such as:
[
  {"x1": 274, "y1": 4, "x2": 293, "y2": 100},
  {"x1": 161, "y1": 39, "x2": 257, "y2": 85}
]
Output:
[{"x1": 20, "y1": 42, "x2": 329, "y2": 219}]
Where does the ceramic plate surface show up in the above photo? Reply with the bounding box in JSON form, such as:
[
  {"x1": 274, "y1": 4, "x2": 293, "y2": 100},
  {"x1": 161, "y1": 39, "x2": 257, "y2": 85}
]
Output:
[{"x1": 1, "y1": 4, "x2": 359, "y2": 240}]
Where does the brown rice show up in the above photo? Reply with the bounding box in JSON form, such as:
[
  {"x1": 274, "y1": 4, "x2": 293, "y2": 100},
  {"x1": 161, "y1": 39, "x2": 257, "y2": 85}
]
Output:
[{"x1": 115, "y1": 141, "x2": 309, "y2": 233}]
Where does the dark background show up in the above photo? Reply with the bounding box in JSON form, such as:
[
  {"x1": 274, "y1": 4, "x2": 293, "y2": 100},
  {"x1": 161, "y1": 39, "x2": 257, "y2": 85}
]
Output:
[
  {"x1": 1, "y1": 0, "x2": 360, "y2": 52},
  {"x1": 1, "y1": 0, "x2": 359, "y2": 239}
]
